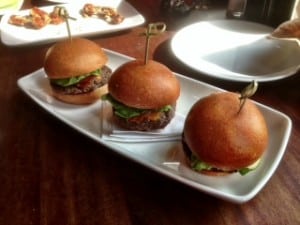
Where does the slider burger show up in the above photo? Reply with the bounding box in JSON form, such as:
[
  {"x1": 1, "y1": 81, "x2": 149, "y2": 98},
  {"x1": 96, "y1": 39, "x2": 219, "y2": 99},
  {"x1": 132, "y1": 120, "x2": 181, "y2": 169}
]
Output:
[
  {"x1": 102, "y1": 59, "x2": 180, "y2": 131},
  {"x1": 44, "y1": 38, "x2": 111, "y2": 104},
  {"x1": 182, "y1": 92, "x2": 269, "y2": 176}
]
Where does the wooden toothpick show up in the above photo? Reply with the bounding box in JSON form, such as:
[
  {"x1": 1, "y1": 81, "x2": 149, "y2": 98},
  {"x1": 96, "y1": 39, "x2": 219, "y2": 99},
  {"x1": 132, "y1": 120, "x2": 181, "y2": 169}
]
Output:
[{"x1": 142, "y1": 22, "x2": 166, "y2": 65}]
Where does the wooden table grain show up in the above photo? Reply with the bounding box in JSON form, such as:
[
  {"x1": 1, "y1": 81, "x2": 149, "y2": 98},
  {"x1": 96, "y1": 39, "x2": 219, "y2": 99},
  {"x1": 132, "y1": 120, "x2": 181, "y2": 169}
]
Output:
[{"x1": 0, "y1": 0, "x2": 299, "y2": 224}]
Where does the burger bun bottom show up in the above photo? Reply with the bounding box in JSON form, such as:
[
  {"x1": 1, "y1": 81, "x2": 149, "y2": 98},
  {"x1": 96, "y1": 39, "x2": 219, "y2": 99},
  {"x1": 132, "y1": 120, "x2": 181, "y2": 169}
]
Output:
[
  {"x1": 182, "y1": 138, "x2": 236, "y2": 176},
  {"x1": 51, "y1": 84, "x2": 108, "y2": 105}
]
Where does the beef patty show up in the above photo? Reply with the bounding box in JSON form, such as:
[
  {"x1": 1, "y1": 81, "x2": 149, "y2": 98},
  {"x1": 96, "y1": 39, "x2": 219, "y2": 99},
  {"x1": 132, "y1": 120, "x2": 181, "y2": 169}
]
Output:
[{"x1": 50, "y1": 65, "x2": 112, "y2": 95}]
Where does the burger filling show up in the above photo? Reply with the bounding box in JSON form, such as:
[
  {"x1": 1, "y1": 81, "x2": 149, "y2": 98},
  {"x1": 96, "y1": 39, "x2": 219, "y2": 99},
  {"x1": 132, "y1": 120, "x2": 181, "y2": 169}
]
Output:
[
  {"x1": 50, "y1": 66, "x2": 111, "y2": 95},
  {"x1": 102, "y1": 94, "x2": 175, "y2": 131},
  {"x1": 190, "y1": 154, "x2": 260, "y2": 175},
  {"x1": 182, "y1": 137, "x2": 260, "y2": 176}
]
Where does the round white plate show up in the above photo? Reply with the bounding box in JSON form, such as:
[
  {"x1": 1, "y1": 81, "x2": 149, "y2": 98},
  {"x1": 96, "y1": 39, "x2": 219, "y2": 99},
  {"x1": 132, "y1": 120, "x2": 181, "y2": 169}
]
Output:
[
  {"x1": 0, "y1": 0, "x2": 23, "y2": 15},
  {"x1": 171, "y1": 20, "x2": 300, "y2": 82}
]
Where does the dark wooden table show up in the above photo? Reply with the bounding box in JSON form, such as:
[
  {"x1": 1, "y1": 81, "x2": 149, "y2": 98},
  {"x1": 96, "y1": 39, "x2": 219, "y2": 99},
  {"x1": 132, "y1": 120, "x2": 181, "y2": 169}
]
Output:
[{"x1": 0, "y1": 0, "x2": 299, "y2": 224}]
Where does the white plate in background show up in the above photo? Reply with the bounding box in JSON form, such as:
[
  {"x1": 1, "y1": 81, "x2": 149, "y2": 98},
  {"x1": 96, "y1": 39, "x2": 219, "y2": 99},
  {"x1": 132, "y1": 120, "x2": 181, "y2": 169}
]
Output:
[
  {"x1": 171, "y1": 20, "x2": 300, "y2": 82},
  {"x1": 17, "y1": 49, "x2": 292, "y2": 203},
  {"x1": 43, "y1": 0, "x2": 76, "y2": 3},
  {"x1": 43, "y1": 0, "x2": 88, "y2": 3},
  {"x1": 0, "y1": 0, "x2": 144, "y2": 46},
  {"x1": 0, "y1": 0, "x2": 23, "y2": 15}
]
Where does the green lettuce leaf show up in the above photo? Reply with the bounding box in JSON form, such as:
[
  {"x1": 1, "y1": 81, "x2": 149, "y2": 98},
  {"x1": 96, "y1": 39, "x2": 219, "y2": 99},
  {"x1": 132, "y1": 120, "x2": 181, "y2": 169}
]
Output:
[
  {"x1": 238, "y1": 167, "x2": 255, "y2": 176},
  {"x1": 190, "y1": 153, "x2": 259, "y2": 175},
  {"x1": 238, "y1": 161, "x2": 260, "y2": 176},
  {"x1": 102, "y1": 94, "x2": 172, "y2": 119},
  {"x1": 51, "y1": 69, "x2": 101, "y2": 87},
  {"x1": 190, "y1": 155, "x2": 212, "y2": 171}
]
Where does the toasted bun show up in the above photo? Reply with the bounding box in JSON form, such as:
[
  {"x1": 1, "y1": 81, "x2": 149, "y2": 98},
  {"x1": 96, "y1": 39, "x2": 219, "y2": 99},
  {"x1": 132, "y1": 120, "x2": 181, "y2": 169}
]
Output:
[
  {"x1": 108, "y1": 59, "x2": 180, "y2": 109},
  {"x1": 44, "y1": 38, "x2": 108, "y2": 79},
  {"x1": 183, "y1": 92, "x2": 269, "y2": 171},
  {"x1": 51, "y1": 84, "x2": 108, "y2": 105},
  {"x1": 270, "y1": 19, "x2": 300, "y2": 39}
]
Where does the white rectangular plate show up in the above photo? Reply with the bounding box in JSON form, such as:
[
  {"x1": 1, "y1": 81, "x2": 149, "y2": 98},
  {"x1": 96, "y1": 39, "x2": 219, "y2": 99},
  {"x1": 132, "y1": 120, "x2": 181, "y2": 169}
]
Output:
[
  {"x1": 0, "y1": 0, "x2": 145, "y2": 46},
  {"x1": 17, "y1": 49, "x2": 292, "y2": 203}
]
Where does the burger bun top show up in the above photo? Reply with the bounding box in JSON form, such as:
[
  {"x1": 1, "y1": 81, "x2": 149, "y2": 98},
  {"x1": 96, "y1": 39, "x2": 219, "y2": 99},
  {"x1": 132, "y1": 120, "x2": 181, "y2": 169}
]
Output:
[
  {"x1": 44, "y1": 38, "x2": 107, "y2": 79},
  {"x1": 108, "y1": 59, "x2": 180, "y2": 109}
]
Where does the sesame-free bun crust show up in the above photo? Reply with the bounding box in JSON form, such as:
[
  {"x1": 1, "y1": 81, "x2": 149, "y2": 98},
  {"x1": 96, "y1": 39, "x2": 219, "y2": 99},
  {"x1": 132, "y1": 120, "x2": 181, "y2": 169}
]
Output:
[
  {"x1": 270, "y1": 19, "x2": 300, "y2": 39},
  {"x1": 44, "y1": 38, "x2": 108, "y2": 79},
  {"x1": 183, "y1": 92, "x2": 269, "y2": 171},
  {"x1": 108, "y1": 59, "x2": 180, "y2": 109},
  {"x1": 51, "y1": 84, "x2": 108, "y2": 105}
]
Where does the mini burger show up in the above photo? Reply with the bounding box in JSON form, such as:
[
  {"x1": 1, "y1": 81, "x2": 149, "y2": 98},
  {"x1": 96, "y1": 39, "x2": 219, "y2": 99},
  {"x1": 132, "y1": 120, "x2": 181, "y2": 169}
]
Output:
[
  {"x1": 102, "y1": 59, "x2": 180, "y2": 131},
  {"x1": 44, "y1": 38, "x2": 111, "y2": 104},
  {"x1": 182, "y1": 92, "x2": 269, "y2": 176}
]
